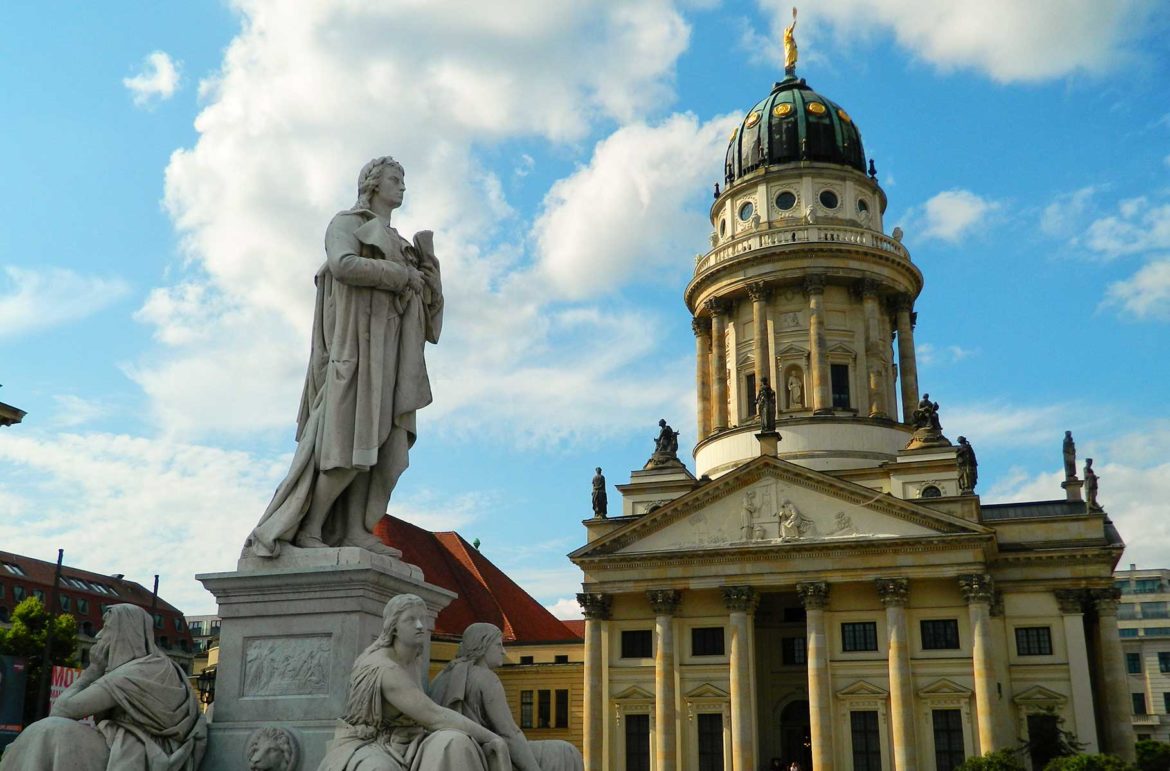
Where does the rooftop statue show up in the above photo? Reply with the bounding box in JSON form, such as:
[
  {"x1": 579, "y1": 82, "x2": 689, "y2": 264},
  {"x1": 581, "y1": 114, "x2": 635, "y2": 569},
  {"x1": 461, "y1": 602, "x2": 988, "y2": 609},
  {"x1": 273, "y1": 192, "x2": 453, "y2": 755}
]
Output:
[
  {"x1": 430, "y1": 623, "x2": 584, "y2": 771},
  {"x1": 956, "y1": 436, "x2": 978, "y2": 495},
  {"x1": 1084, "y1": 458, "x2": 1102, "y2": 511},
  {"x1": 1063, "y1": 430, "x2": 1077, "y2": 480},
  {"x1": 783, "y1": 7, "x2": 798, "y2": 76},
  {"x1": 912, "y1": 393, "x2": 942, "y2": 432},
  {"x1": 244, "y1": 157, "x2": 443, "y2": 559},
  {"x1": 0, "y1": 604, "x2": 207, "y2": 771},
  {"x1": 319, "y1": 594, "x2": 509, "y2": 771},
  {"x1": 591, "y1": 467, "x2": 608, "y2": 518},
  {"x1": 757, "y1": 376, "x2": 777, "y2": 432}
]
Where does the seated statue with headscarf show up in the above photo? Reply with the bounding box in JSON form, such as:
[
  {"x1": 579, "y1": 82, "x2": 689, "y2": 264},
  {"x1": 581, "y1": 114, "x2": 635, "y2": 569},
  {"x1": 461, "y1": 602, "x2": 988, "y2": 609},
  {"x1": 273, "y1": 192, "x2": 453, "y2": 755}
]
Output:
[
  {"x1": 0, "y1": 603, "x2": 207, "y2": 770},
  {"x1": 429, "y1": 623, "x2": 583, "y2": 771}
]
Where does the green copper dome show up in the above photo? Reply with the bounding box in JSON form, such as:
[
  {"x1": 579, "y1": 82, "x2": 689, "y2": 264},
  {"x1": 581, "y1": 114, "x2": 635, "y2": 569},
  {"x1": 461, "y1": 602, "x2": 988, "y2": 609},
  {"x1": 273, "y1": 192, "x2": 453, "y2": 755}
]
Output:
[{"x1": 724, "y1": 77, "x2": 867, "y2": 185}]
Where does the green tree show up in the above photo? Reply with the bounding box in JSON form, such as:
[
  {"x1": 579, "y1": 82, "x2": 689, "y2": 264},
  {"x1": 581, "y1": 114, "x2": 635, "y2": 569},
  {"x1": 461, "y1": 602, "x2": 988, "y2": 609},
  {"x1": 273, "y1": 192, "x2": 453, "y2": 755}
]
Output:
[
  {"x1": 1136, "y1": 740, "x2": 1170, "y2": 771},
  {"x1": 1044, "y1": 754, "x2": 1133, "y2": 771},
  {"x1": 0, "y1": 595, "x2": 79, "y2": 722},
  {"x1": 957, "y1": 749, "x2": 1028, "y2": 771}
]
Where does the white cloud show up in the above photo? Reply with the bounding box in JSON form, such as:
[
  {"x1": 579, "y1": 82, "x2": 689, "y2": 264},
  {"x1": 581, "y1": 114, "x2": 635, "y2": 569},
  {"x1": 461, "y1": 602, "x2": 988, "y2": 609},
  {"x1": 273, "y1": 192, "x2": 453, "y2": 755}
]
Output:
[
  {"x1": 0, "y1": 266, "x2": 130, "y2": 339},
  {"x1": 546, "y1": 597, "x2": 584, "y2": 621},
  {"x1": 756, "y1": 0, "x2": 1154, "y2": 83},
  {"x1": 1104, "y1": 259, "x2": 1170, "y2": 320},
  {"x1": 1040, "y1": 186, "x2": 1100, "y2": 238},
  {"x1": 915, "y1": 342, "x2": 978, "y2": 367},
  {"x1": 1082, "y1": 196, "x2": 1170, "y2": 260},
  {"x1": 916, "y1": 189, "x2": 999, "y2": 242},
  {"x1": 123, "y1": 51, "x2": 181, "y2": 107},
  {"x1": 133, "y1": 1, "x2": 702, "y2": 444},
  {"x1": 943, "y1": 400, "x2": 1074, "y2": 448},
  {"x1": 50, "y1": 395, "x2": 108, "y2": 428},
  {"x1": 533, "y1": 112, "x2": 738, "y2": 299}
]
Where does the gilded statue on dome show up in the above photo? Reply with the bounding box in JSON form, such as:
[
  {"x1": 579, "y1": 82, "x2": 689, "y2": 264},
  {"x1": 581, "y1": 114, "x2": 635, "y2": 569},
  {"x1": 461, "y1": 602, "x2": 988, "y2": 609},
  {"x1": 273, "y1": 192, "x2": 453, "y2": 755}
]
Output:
[{"x1": 783, "y1": 7, "x2": 798, "y2": 76}]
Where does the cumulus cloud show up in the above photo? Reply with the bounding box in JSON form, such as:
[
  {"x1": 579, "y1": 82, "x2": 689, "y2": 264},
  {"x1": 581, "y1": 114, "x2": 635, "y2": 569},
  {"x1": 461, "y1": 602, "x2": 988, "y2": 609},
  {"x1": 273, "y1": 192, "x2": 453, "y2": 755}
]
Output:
[
  {"x1": 533, "y1": 112, "x2": 737, "y2": 299},
  {"x1": 50, "y1": 395, "x2": 108, "y2": 428},
  {"x1": 1040, "y1": 186, "x2": 1101, "y2": 238},
  {"x1": 133, "y1": 0, "x2": 703, "y2": 445},
  {"x1": 944, "y1": 400, "x2": 1076, "y2": 448},
  {"x1": 915, "y1": 342, "x2": 977, "y2": 367},
  {"x1": 546, "y1": 597, "x2": 585, "y2": 620},
  {"x1": 1104, "y1": 259, "x2": 1170, "y2": 320},
  {"x1": 1081, "y1": 196, "x2": 1170, "y2": 260},
  {"x1": 0, "y1": 266, "x2": 130, "y2": 339},
  {"x1": 915, "y1": 189, "x2": 999, "y2": 242},
  {"x1": 756, "y1": 0, "x2": 1154, "y2": 83},
  {"x1": 123, "y1": 51, "x2": 181, "y2": 106}
]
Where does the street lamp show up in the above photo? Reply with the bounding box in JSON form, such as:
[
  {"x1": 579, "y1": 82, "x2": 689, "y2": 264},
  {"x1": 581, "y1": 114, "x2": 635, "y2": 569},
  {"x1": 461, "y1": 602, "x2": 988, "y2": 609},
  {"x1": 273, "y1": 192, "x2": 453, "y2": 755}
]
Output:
[{"x1": 195, "y1": 667, "x2": 216, "y2": 705}]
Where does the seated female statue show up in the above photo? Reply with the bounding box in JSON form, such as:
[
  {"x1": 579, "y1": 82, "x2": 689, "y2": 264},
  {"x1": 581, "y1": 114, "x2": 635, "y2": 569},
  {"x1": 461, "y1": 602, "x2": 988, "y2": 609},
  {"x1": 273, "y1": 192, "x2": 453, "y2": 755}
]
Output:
[
  {"x1": 0, "y1": 604, "x2": 206, "y2": 770},
  {"x1": 429, "y1": 623, "x2": 583, "y2": 771},
  {"x1": 319, "y1": 594, "x2": 509, "y2": 771}
]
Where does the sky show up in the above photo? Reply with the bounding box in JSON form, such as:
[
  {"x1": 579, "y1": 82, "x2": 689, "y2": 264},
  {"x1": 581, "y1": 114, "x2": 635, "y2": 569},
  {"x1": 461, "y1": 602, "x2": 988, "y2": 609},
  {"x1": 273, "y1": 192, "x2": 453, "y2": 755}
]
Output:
[{"x1": 1, "y1": 1, "x2": 1169, "y2": 619}]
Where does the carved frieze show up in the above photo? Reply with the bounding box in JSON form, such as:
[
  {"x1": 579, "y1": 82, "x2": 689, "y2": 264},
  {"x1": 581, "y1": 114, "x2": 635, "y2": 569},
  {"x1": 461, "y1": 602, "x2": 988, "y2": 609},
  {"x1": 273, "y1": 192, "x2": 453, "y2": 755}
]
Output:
[{"x1": 243, "y1": 635, "x2": 331, "y2": 698}]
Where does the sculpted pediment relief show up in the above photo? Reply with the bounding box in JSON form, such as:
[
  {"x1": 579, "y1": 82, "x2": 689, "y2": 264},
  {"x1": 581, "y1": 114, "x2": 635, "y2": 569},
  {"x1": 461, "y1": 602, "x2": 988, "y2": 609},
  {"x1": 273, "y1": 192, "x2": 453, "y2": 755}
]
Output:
[{"x1": 572, "y1": 456, "x2": 988, "y2": 560}]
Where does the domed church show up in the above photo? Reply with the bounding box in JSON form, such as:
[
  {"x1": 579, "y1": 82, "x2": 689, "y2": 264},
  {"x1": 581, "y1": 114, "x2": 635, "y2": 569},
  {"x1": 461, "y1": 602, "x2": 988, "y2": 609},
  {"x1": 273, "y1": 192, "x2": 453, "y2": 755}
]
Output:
[{"x1": 570, "y1": 22, "x2": 1133, "y2": 771}]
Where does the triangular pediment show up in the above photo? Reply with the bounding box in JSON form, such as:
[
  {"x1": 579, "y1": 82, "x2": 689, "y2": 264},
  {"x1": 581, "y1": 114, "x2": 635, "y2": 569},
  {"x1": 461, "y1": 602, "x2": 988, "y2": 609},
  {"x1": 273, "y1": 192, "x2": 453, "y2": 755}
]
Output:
[
  {"x1": 918, "y1": 678, "x2": 972, "y2": 698},
  {"x1": 837, "y1": 680, "x2": 889, "y2": 698},
  {"x1": 613, "y1": 685, "x2": 654, "y2": 701},
  {"x1": 1013, "y1": 685, "x2": 1066, "y2": 707},
  {"x1": 685, "y1": 683, "x2": 729, "y2": 699},
  {"x1": 571, "y1": 455, "x2": 990, "y2": 560}
]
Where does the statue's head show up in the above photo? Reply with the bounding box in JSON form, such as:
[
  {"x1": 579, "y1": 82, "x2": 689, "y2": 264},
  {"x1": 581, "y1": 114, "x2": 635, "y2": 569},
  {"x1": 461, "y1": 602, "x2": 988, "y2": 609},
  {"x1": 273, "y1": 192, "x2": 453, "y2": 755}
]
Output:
[
  {"x1": 595, "y1": 467, "x2": 602, "y2": 474},
  {"x1": 373, "y1": 593, "x2": 428, "y2": 650},
  {"x1": 1066, "y1": 430, "x2": 1073, "y2": 438},
  {"x1": 958, "y1": 436, "x2": 967, "y2": 444},
  {"x1": 246, "y1": 726, "x2": 297, "y2": 771},
  {"x1": 457, "y1": 622, "x2": 506, "y2": 669},
  {"x1": 659, "y1": 419, "x2": 667, "y2": 427},
  {"x1": 94, "y1": 603, "x2": 160, "y2": 671},
  {"x1": 353, "y1": 156, "x2": 405, "y2": 211}
]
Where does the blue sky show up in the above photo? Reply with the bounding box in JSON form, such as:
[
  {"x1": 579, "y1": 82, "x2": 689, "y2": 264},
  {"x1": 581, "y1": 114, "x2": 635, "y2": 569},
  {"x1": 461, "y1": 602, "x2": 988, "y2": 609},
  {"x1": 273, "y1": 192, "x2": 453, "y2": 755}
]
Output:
[{"x1": 1, "y1": 1, "x2": 1169, "y2": 617}]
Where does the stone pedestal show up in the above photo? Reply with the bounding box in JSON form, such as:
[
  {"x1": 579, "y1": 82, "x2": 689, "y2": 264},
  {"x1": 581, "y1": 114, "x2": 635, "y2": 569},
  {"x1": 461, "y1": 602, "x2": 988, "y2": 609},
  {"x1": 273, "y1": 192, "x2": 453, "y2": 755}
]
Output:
[{"x1": 196, "y1": 547, "x2": 455, "y2": 771}]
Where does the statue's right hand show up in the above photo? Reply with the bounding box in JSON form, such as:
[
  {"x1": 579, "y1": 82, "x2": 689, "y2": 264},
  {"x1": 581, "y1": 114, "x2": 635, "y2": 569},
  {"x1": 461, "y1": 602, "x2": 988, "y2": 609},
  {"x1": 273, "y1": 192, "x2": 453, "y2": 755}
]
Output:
[{"x1": 405, "y1": 267, "x2": 425, "y2": 294}]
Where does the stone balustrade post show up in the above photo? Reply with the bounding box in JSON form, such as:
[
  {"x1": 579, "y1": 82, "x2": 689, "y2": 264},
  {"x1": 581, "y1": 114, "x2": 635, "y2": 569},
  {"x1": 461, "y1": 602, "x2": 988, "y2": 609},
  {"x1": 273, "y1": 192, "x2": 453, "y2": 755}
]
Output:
[
  {"x1": 693, "y1": 318, "x2": 712, "y2": 438},
  {"x1": 577, "y1": 592, "x2": 612, "y2": 771},
  {"x1": 959, "y1": 574, "x2": 1000, "y2": 753},
  {"x1": 877, "y1": 578, "x2": 916, "y2": 771},
  {"x1": 723, "y1": 586, "x2": 760, "y2": 771},
  {"x1": 797, "y1": 581, "x2": 833, "y2": 771},
  {"x1": 647, "y1": 589, "x2": 682, "y2": 771}
]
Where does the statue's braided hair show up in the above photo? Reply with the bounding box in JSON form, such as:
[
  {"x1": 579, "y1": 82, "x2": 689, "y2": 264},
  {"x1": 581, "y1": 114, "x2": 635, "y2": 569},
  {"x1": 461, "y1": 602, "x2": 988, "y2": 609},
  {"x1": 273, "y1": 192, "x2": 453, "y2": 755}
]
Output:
[{"x1": 352, "y1": 156, "x2": 404, "y2": 211}]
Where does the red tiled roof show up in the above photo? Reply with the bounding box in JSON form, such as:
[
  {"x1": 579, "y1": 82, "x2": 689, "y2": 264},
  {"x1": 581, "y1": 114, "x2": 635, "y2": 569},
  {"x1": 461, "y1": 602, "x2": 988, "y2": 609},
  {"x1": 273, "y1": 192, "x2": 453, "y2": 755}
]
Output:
[
  {"x1": 373, "y1": 516, "x2": 578, "y2": 643},
  {"x1": 561, "y1": 619, "x2": 585, "y2": 639}
]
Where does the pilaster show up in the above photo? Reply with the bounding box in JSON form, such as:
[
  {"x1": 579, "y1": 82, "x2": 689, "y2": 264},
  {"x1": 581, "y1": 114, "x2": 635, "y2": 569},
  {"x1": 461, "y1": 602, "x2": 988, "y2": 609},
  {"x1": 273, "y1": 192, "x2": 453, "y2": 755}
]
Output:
[{"x1": 693, "y1": 317, "x2": 713, "y2": 438}]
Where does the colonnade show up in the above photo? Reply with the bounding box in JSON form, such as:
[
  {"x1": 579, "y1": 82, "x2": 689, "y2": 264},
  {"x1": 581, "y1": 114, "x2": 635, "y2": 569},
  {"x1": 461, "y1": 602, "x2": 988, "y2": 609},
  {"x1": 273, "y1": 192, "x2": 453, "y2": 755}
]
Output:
[
  {"x1": 578, "y1": 578, "x2": 1134, "y2": 770},
  {"x1": 692, "y1": 279, "x2": 919, "y2": 435}
]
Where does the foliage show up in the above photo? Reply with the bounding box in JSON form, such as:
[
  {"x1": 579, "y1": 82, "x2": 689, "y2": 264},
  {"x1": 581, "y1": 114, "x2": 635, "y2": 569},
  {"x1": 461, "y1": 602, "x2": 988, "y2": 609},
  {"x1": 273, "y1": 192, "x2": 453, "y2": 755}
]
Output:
[
  {"x1": 1044, "y1": 754, "x2": 1133, "y2": 771},
  {"x1": 0, "y1": 595, "x2": 80, "y2": 722},
  {"x1": 957, "y1": 750, "x2": 1028, "y2": 771},
  {"x1": 1136, "y1": 741, "x2": 1170, "y2": 771}
]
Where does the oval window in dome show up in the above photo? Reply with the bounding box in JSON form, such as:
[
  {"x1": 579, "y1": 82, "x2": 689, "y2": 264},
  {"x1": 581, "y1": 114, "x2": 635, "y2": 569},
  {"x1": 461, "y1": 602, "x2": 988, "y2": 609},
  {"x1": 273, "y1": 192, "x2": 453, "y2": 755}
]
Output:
[
  {"x1": 773, "y1": 102, "x2": 793, "y2": 118},
  {"x1": 857, "y1": 198, "x2": 869, "y2": 214},
  {"x1": 837, "y1": 108, "x2": 852, "y2": 123},
  {"x1": 775, "y1": 191, "x2": 797, "y2": 211},
  {"x1": 719, "y1": 218, "x2": 727, "y2": 236},
  {"x1": 807, "y1": 102, "x2": 827, "y2": 116},
  {"x1": 819, "y1": 190, "x2": 839, "y2": 209},
  {"x1": 744, "y1": 111, "x2": 762, "y2": 129},
  {"x1": 739, "y1": 202, "x2": 755, "y2": 221}
]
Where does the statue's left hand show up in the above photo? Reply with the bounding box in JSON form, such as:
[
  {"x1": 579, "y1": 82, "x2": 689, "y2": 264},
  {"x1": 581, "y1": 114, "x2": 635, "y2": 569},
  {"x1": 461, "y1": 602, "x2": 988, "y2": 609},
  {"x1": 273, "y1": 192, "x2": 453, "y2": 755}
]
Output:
[{"x1": 413, "y1": 230, "x2": 435, "y2": 256}]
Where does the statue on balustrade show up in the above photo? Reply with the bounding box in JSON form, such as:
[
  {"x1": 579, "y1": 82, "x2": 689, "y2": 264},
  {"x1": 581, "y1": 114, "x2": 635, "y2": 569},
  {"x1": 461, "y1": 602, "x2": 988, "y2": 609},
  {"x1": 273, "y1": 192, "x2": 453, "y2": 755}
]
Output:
[
  {"x1": 1084, "y1": 458, "x2": 1102, "y2": 511},
  {"x1": 591, "y1": 467, "x2": 607, "y2": 518},
  {"x1": 1063, "y1": 430, "x2": 1077, "y2": 480},
  {"x1": 430, "y1": 623, "x2": 584, "y2": 771},
  {"x1": 757, "y1": 376, "x2": 777, "y2": 432},
  {"x1": 956, "y1": 436, "x2": 978, "y2": 495},
  {"x1": 0, "y1": 604, "x2": 206, "y2": 771}
]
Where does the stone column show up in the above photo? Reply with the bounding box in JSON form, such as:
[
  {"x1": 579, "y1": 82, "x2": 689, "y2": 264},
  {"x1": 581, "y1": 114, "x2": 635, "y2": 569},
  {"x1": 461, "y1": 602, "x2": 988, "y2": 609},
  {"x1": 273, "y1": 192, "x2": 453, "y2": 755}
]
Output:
[
  {"x1": 959, "y1": 574, "x2": 1000, "y2": 754},
  {"x1": 747, "y1": 282, "x2": 771, "y2": 391},
  {"x1": 804, "y1": 275, "x2": 832, "y2": 414},
  {"x1": 861, "y1": 280, "x2": 888, "y2": 418},
  {"x1": 723, "y1": 586, "x2": 760, "y2": 771},
  {"x1": 706, "y1": 298, "x2": 729, "y2": 431},
  {"x1": 1055, "y1": 589, "x2": 1100, "y2": 753},
  {"x1": 693, "y1": 317, "x2": 712, "y2": 438},
  {"x1": 894, "y1": 295, "x2": 919, "y2": 423},
  {"x1": 877, "y1": 578, "x2": 916, "y2": 771},
  {"x1": 578, "y1": 592, "x2": 612, "y2": 771},
  {"x1": 1092, "y1": 588, "x2": 1137, "y2": 761},
  {"x1": 798, "y1": 581, "x2": 834, "y2": 771},
  {"x1": 647, "y1": 589, "x2": 682, "y2": 771}
]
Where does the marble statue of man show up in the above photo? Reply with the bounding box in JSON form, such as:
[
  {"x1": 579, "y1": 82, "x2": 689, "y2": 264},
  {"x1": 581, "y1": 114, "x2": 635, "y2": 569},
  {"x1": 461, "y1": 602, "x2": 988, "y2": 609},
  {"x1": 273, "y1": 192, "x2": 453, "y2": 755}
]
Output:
[
  {"x1": 757, "y1": 376, "x2": 777, "y2": 432},
  {"x1": 0, "y1": 604, "x2": 207, "y2": 770},
  {"x1": 591, "y1": 468, "x2": 607, "y2": 518},
  {"x1": 1063, "y1": 430, "x2": 1077, "y2": 479},
  {"x1": 245, "y1": 157, "x2": 443, "y2": 558}
]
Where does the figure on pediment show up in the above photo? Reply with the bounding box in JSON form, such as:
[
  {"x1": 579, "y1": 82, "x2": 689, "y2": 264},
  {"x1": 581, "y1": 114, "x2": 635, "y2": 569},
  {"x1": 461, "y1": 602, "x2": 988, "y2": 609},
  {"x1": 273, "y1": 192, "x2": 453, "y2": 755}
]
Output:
[
  {"x1": 779, "y1": 501, "x2": 819, "y2": 541},
  {"x1": 827, "y1": 511, "x2": 861, "y2": 537}
]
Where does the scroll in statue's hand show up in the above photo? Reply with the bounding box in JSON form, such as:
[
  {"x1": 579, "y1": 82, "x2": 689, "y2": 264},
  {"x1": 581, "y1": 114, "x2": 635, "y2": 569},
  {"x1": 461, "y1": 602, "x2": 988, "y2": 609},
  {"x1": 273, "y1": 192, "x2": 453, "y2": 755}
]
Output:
[{"x1": 413, "y1": 229, "x2": 434, "y2": 256}]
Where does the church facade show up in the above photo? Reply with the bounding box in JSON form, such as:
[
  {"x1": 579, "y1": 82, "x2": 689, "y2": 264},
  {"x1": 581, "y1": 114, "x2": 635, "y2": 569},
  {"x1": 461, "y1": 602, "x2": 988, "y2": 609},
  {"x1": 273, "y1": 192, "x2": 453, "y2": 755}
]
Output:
[{"x1": 570, "y1": 59, "x2": 1133, "y2": 771}]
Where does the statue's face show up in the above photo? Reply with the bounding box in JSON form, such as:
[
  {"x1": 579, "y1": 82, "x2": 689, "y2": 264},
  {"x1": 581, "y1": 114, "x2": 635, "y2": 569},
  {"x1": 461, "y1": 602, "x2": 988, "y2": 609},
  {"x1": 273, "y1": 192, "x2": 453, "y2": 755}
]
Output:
[
  {"x1": 374, "y1": 165, "x2": 405, "y2": 210},
  {"x1": 481, "y1": 637, "x2": 506, "y2": 670},
  {"x1": 394, "y1": 605, "x2": 427, "y2": 648}
]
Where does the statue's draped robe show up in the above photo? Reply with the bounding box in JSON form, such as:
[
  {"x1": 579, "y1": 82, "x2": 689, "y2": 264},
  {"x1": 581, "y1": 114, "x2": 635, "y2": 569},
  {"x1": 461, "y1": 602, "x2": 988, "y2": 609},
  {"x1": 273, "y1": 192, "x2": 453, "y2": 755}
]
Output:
[
  {"x1": 319, "y1": 658, "x2": 490, "y2": 771},
  {"x1": 430, "y1": 660, "x2": 583, "y2": 771},
  {"x1": 249, "y1": 210, "x2": 443, "y2": 556},
  {"x1": 0, "y1": 606, "x2": 206, "y2": 771}
]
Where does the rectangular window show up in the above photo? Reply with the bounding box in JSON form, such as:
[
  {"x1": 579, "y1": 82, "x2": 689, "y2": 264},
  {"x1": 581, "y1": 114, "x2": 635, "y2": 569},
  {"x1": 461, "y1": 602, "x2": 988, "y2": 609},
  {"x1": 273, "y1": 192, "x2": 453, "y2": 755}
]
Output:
[
  {"x1": 932, "y1": 709, "x2": 966, "y2": 771},
  {"x1": 1128, "y1": 653, "x2": 1143, "y2": 674},
  {"x1": 519, "y1": 655, "x2": 534, "y2": 665},
  {"x1": 1120, "y1": 628, "x2": 1139, "y2": 638},
  {"x1": 621, "y1": 630, "x2": 652, "y2": 659},
  {"x1": 842, "y1": 622, "x2": 878, "y2": 652},
  {"x1": 1164, "y1": 693, "x2": 1170, "y2": 713},
  {"x1": 697, "y1": 712, "x2": 724, "y2": 771},
  {"x1": 538, "y1": 689, "x2": 551, "y2": 728},
  {"x1": 830, "y1": 363, "x2": 851, "y2": 409},
  {"x1": 554, "y1": 654, "x2": 569, "y2": 664},
  {"x1": 153, "y1": 614, "x2": 163, "y2": 630},
  {"x1": 1160, "y1": 652, "x2": 1170, "y2": 673},
  {"x1": 1119, "y1": 604, "x2": 1140, "y2": 620},
  {"x1": 32, "y1": 589, "x2": 44, "y2": 602},
  {"x1": 781, "y1": 636, "x2": 807, "y2": 666},
  {"x1": 520, "y1": 691, "x2": 533, "y2": 729},
  {"x1": 851, "y1": 710, "x2": 882, "y2": 771},
  {"x1": 58, "y1": 594, "x2": 70, "y2": 611},
  {"x1": 1015, "y1": 627, "x2": 1053, "y2": 656},
  {"x1": 1146, "y1": 628, "x2": 1170, "y2": 637},
  {"x1": 1135, "y1": 579, "x2": 1161, "y2": 593},
  {"x1": 555, "y1": 690, "x2": 569, "y2": 728},
  {"x1": 692, "y1": 627, "x2": 725, "y2": 657},
  {"x1": 77, "y1": 599, "x2": 88, "y2": 615},
  {"x1": 625, "y1": 713, "x2": 651, "y2": 771},
  {"x1": 1142, "y1": 602, "x2": 1169, "y2": 619},
  {"x1": 1134, "y1": 693, "x2": 1148, "y2": 715},
  {"x1": 921, "y1": 619, "x2": 961, "y2": 650},
  {"x1": 745, "y1": 373, "x2": 757, "y2": 418},
  {"x1": 189, "y1": 621, "x2": 203, "y2": 635},
  {"x1": 13, "y1": 586, "x2": 25, "y2": 601}
]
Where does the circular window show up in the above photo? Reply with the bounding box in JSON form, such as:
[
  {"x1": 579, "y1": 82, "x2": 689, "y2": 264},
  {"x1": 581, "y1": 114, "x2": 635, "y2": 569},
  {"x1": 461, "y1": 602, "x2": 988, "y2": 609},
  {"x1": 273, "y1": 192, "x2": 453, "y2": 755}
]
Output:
[
  {"x1": 807, "y1": 102, "x2": 827, "y2": 116},
  {"x1": 775, "y1": 191, "x2": 797, "y2": 211},
  {"x1": 744, "y1": 111, "x2": 762, "y2": 129},
  {"x1": 920, "y1": 485, "x2": 942, "y2": 499},
  {"x1": 773, "y1": 102, "x2": 793, "y2": 118},
  {"x1": 719, "y1": 219, "x2": 727, "y2": 236},
  {"x1": 738, "y1": 202, "x2": 755, "y2": 221},
  {"x1": 857, "y1": 198, "x2": 869, "y2": 214},
  {"x1": 819, "y1": 190, "x2": 839, "y2": 209}
]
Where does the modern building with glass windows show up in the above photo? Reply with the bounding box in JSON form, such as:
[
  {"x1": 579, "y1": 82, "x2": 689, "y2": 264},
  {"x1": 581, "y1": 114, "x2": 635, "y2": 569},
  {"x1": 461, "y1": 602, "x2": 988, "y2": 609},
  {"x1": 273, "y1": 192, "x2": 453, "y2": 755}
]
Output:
[{"x1": 1117, "y1": 566, "x2": 1170, "y2": 742}]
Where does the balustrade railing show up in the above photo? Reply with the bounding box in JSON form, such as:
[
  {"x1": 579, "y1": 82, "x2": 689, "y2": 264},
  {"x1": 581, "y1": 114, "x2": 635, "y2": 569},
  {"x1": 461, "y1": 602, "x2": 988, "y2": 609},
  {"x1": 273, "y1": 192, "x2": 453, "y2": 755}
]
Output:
[{"x1": 694, "y1": 224, "x2": 908, "y2": 274}]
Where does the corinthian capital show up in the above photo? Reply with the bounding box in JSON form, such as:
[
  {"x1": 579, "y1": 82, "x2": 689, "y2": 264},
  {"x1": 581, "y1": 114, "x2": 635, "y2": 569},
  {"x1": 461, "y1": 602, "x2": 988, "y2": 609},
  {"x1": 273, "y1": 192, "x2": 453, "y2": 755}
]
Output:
[
  {"x1": 647, "y1": 588, "x2": 682, "y2": 615},
  {"x1": 746, "y1": 281, "x2": 770, "y2": 302},
  {"x1": 958, "y1": 574, "x2": 994, "y2": 605},
  {"x1": 802, "y1": 274, "x2": 825, "y2": 297},
  {"x1": 577, "y1": 592, "x2": 612, "y2": 620},
  {"x1": 692, "y1": 316, "x2": 712, "y2": 337},
  {"x1": 797, "y1": 581, "x2": 829, "y2": 610},
  {"x1": 704, "y1": 297, "x2": 728, "y2": 317},
  {"x1": 722, "y1": 585, "x2": 759, "y2": 613},
  {"x1": 1054, "y1": 589, "x2": 1087, "y2": 615},
  {"x1": 875, "y1": 577, "x2": 909, "y2": 607},
  {"x1": 1090, "y1": 586, "x2": 1122, "y2": 616}
]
